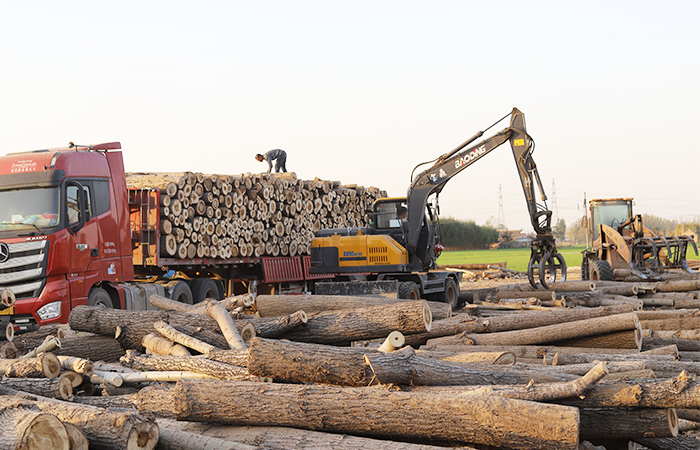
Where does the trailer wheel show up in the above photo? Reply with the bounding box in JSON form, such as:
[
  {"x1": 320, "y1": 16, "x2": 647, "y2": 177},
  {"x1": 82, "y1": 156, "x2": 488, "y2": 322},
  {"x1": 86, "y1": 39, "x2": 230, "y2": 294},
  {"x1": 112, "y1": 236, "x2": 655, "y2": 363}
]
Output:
[
  {"x1": 436, "y1": 278, "x2": 460, "y2": 310},
  {"x1": 398, "y1": 282, "x2": 420, "y2": 300},
  {"x1": 166, "y1": 280, "x2": 194, "y2": 305},
  {"x1": 589, "y1": 260, "x2": 613, "y2": 281},
  {"x1": 191, "y1": 278, "x2": 221, "y2": 303},
  {"x1": 87, "y1": 287, "x2": 113, "y2": 308}
]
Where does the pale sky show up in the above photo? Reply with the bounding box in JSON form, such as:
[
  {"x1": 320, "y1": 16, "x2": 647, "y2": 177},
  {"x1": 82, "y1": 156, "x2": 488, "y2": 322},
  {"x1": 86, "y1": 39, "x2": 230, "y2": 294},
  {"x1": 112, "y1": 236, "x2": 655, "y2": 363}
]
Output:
[{"x1": 1, "y1": 1, "x2": 698, "y2": 232}]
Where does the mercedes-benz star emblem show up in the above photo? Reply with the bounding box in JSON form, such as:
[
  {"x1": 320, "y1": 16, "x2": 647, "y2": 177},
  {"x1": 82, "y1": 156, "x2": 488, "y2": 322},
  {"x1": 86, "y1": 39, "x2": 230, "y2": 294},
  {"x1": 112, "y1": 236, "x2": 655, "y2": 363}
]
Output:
[{"x1": 0, "y1": 243, "x2": 10, "y2": 263}]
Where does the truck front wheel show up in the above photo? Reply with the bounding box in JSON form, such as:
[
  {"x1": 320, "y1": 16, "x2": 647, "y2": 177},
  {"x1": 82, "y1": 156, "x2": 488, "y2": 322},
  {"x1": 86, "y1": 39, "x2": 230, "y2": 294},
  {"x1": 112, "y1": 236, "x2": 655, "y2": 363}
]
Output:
[{"x1": 87, "y1": 287, "x2": 113, "y2": 308}]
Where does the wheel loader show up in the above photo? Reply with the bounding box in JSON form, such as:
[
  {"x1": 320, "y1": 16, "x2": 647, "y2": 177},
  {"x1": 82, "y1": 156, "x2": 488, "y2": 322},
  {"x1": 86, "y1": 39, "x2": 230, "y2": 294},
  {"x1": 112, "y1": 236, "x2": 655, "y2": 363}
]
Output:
[{"x1": 581, "y1": 198, "x2": 698, "y2": 281}]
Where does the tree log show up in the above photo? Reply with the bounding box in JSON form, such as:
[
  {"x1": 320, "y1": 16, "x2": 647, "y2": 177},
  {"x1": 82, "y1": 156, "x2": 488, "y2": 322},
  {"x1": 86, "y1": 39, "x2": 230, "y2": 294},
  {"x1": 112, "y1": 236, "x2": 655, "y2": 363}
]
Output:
[
  {"x1": 455, "y1": 361, "x2": 608, "y2": 401},
  {"x1": 207, "y1": 301, "x2": 247, "y2": 349},
  {"x1": 153, "y1": 321, "x2": 218, "y2": 354},
  {"x1": 238, "y1": 310, "x2": 308, "y2": 339},
  {"x1": 142, "y1": 333, "x2": 192, "y2": 356},
  {"x1": 156, "y1": 427, "x2": 259, "y2": 450},
  {"x1": 156, "y1": 418, "x2": 480, "y2": 450},
  {"x1": 0, "y1": 377, "x2": 73, "y2": 400},
  {"x1": 364, "y1": 345, "x2": 577, "y2": 385},
  {"x1": 0, "y1": 386, "x2": 159, "y2": 450},
  {"x1": 404, "y1": 305, "x2": 633, "y2": 347},
  {"x1": 198, "y1": 348, "x2": 250, "y2": 367},
  {"x1": 279, "y1": 300, "x2": 432, "y2": 345},
  {"x1": 54, "y1": 335, "x2": 125, "y2": 362},
  {"x1": 56, "y1": 355, "x2": 95, "y2": 376},
  {"x1": 172, "y1": 380, "x2": 580, "y2": 449},
  {"x1": 121, "y1": 350, "x2": 253, "y2": 381},
  {"x1": 579, "y1": 407, "x2": 678, "y2": 440},
  {"x1": 0, "y1": 396, "x2": 70, "y2": 450},
  {"x1": 0, "y1": 352, "x2": 61, "y2": 378},
  {"x1": 427, "y1": 312, "x2": 637, "y2": 347}
]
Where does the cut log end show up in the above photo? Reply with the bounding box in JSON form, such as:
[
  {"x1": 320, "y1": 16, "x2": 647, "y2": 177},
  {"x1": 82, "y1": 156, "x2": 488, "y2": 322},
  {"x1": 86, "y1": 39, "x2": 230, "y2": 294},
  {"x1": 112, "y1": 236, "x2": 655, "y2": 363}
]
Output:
[
  {"x1": 422, "y1": 301, "x2": 433, "y2": 332},
  {"x1": 378, "y1": 331, "x2": 405, "y2": 353},
  {"x1": 25, "y1": 413, "x2": 71, "y2": 450},
  {"x1": 127, "y1": 421, "x2": 160, "y2": 450}
]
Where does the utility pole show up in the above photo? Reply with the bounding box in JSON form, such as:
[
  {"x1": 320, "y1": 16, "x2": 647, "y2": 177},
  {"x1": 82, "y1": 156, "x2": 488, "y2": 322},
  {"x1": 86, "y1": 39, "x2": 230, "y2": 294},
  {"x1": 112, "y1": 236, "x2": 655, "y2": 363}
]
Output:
[
  {"x1": 551, "y1": 179, "x2": 559, "y2": 222},
  {"x1": 497, "y1": 184, "x2": 506, "y2": 231}
]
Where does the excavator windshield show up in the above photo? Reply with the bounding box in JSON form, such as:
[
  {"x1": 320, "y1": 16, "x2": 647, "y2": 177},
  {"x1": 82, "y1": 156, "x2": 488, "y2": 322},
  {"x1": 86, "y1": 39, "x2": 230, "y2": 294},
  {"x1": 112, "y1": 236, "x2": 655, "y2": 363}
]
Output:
[{"x1": 590, "y1": 198, "x2": 633, "y2": 241}]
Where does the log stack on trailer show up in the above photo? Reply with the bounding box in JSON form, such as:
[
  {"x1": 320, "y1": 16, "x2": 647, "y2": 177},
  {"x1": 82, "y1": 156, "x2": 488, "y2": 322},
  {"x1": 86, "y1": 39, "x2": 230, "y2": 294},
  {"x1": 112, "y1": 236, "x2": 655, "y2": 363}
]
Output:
[
  {"x1": 2, "y1": 276, "x2": 700, "y2": 448},
  {"x1": 126, "y1": 171, "x2": 385, "y2": 261}
]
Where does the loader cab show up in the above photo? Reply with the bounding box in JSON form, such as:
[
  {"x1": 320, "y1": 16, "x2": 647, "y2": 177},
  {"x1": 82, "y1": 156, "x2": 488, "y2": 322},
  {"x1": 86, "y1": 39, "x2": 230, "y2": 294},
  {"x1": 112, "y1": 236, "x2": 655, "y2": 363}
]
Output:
[{"x1": 589, "y1": 198, "x2": 634, "y2": 241}]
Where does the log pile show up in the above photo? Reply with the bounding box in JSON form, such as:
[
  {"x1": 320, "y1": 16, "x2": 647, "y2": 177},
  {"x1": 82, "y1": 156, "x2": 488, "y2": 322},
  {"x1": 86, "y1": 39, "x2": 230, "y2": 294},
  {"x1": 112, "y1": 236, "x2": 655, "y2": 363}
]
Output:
[
  {"x1": 4, "y1": 277, "x2": 700, "y2": 448},
  {"x1": 126, "y1": 171, "x2": 386, "y2": 259}
]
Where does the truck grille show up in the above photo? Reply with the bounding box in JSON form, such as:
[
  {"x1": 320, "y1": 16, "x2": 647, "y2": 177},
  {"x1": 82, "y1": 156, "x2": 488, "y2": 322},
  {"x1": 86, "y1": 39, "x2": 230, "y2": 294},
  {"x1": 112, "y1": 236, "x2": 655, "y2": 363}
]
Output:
[{"x1": 0, "y1": 240, "x2": 48, "y2": 300}]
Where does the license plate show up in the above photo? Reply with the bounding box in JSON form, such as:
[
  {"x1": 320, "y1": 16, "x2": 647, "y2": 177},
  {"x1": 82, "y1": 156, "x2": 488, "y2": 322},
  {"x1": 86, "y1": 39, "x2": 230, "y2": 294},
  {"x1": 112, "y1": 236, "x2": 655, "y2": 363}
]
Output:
[{"x1": 0, "y1": 306, "x2": 14, "y2": 315}]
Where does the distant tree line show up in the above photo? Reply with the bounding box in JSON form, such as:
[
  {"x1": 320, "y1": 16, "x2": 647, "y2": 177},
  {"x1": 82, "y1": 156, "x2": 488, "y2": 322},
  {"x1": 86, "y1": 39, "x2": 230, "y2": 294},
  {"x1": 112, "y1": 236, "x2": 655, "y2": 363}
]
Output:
[{"x1": 439, "y1": 217, "x2": 499, "y2": 250}]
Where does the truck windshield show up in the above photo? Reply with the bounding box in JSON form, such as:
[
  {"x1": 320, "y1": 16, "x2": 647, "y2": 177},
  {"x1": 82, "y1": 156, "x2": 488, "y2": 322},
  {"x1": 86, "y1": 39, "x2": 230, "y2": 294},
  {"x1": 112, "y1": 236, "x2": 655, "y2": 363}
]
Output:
[
  {"x1": 0, "y1": 187, "x2": 60, "y2": 230},
  {"x1": 591, "y1": 202, "x2": 632, "y2": 240}
]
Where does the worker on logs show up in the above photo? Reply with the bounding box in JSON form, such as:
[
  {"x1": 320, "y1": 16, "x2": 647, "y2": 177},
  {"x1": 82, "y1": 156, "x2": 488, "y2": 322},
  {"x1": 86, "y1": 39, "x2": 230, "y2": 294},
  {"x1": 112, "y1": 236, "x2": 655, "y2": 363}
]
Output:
[{"x1": 255, "y1": 149, "x2": 288, "y2": 173}]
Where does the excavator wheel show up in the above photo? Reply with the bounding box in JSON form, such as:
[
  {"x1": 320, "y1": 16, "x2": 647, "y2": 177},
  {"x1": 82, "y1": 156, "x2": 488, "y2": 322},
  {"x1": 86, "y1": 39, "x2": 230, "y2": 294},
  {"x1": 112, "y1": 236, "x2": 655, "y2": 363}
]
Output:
[
  {"x1": 398, "y1": 282, "x2": 420, "y2": 300},
  {"x1": 589, "y1": 260, "x2": 613, "y2": 281},
  {"x1": 435, "y1": 278, "x2": 460, "y2": 310}
]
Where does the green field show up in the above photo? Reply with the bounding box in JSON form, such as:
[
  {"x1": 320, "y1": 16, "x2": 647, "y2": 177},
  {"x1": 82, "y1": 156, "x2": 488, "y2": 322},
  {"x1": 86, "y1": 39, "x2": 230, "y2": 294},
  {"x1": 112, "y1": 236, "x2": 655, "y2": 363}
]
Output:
[{"x1": 436, "y1": 245, "x2": 586, "y2": 272}]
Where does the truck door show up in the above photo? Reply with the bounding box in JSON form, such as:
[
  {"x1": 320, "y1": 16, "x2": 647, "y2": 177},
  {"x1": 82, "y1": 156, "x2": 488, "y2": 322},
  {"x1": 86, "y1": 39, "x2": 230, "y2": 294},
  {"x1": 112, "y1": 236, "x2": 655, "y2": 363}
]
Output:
[{"x1": 65, "y1": 181, "x2": 100, "y2": 305}]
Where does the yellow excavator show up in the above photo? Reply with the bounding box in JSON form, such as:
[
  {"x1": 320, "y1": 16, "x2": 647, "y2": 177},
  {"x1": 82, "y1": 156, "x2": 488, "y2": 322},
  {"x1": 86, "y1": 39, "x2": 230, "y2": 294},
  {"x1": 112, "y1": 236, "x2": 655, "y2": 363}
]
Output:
[
  {"x1": 582, "y1": 198, "x2": 698, "y2": 280},
  {"x1": 310, "y1": 108, "x2": 566, "y2": 307}
]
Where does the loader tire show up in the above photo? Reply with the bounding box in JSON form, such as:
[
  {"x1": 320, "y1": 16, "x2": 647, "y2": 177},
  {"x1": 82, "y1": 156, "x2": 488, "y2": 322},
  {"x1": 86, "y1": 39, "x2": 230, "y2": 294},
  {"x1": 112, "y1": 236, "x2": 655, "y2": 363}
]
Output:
[
  {"x1": 398, "y1": 282, "x2": 420, "y2": 300},
  {"x1": 589, "y1": 260, "x2": 613, "y2": 281}
]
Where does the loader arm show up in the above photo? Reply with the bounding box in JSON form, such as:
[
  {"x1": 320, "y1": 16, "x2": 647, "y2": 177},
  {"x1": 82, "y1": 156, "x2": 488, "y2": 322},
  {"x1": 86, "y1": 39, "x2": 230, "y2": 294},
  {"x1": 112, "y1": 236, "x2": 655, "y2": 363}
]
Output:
[{"x1": 406, "y1": 107, "x2": 566, "y2": 288}]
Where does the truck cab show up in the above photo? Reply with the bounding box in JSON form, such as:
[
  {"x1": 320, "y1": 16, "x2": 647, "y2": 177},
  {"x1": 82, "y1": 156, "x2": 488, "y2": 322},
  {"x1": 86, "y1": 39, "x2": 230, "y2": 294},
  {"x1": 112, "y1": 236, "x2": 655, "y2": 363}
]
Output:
[{"x1": 0, "y1": 143, "x2": 132, "y2": 332}]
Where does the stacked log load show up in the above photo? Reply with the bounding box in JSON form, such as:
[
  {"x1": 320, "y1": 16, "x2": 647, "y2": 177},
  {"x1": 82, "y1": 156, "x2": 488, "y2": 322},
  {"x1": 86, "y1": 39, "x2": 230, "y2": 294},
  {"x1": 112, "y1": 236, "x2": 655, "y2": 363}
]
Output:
[
  {"x1": 3, "y1": 277, "x2": 700, "y2": 449},
  {"x1": 125, "y1": 172, "x2": 386, "y2": 259}
]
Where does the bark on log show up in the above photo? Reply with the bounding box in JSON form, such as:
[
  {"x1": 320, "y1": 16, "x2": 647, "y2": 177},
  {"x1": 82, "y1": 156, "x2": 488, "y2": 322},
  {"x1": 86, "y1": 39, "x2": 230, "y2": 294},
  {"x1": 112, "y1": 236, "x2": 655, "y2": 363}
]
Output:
[
  {"x1": 57, "y1": 355, "x2": 95, "y2": 376},
  {"x1": 198, "y1": 349, "x2": 250, "y2": 367},
  {"x1": 278, "y1": 300, "x2": 432, "y2": 345},
  {"x1": 0, "y1": 376, "x2": 73, "y2": 400},
  {"x1": 142, "y1": 333, "x2": 192, "y2": 356},
  {"x1": 551, "y1": 330, "x2": 638, "y2": 350},
  {"x1": 238, "y1": 310, "x2": 308, "y2": 339},
  {"x1": 404, "y1": 304, "x2": 633, "y2": 347},
  {"x1": 579, "y1": 407, "x2": 678, "y2": 440},
  {"x1": 455, "y1": 362, "x2": 608, "y2": 401},
  {"x1": 0, "y1": 396, "x2": 70, "y2": 450},
  {"x1": 54, "y1": 335, "x2": 126, "y2": 362},
  {"x1": 121, "y1": 350, "x2": 253, "y2": 381},
  {"x1": 0, "y1": 386, "x2": 159, "y2": 450},
  {"x1": 637, "y1": 333, "x2": 700, "y2": 352},
  {"x1": 0, "y1": 353, "x2": 61, "y2": 378},
  {"x1": 555, "y1": 371, "x2": 700, "y2": 409},
  {"x1": 156, "y1": 427, "x2": 259, "y2": 450},
  {"x1": 172, "y1": 380, "x2": 580, "y2": 449},
  {"x1": 427, "y1": 312, "x2": 637, "y2": 347},
  {"x1": 207, "y1": 301, "x2": 247, "y2": 349},
  {"x1": 156, "y1": 418, "x2": 476, "y2": 450},
  {"x1": 363, "y1": 345, "x2": 577, "y2": 385},
  {"x1": 153, "y1": 321, "x2": 219, "y2": 354}
]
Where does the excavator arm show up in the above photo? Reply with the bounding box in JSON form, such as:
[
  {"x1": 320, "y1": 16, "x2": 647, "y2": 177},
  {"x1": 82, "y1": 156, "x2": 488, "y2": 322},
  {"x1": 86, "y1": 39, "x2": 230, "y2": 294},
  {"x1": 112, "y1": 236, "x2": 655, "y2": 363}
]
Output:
[{"x1": 406, "y1": 107, "x2": 566, "y2": 288}]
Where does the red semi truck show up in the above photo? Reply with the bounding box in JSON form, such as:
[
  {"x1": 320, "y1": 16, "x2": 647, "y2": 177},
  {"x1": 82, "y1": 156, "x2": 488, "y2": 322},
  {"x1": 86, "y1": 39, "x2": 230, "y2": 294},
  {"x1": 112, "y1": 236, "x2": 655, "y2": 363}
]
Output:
[{"x1": 0, "y1": 142, "x2": 328, "y2": 334}]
